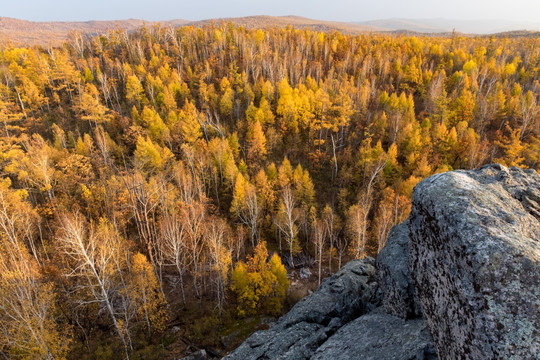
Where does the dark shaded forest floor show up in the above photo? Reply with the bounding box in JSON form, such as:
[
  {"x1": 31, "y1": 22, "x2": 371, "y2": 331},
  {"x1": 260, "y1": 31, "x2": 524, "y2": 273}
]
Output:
[{"x1": 161, "y1": 263, "x2": 331, "y2": 359}]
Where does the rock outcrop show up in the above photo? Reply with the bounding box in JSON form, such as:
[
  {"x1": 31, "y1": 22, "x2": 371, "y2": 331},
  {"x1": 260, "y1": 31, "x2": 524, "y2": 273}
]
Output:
[
  {"x1": 375, "y1": 220, "x2": 422, "y2": 319},
  {"x1": 226, "y1": 164, "x2": 540, "y2": 360},
  {"x1": 226, "y1": 237, "x2": 435, "y2": 360},
  {"x1": 224, "y1": 259, "x2": 381, "y2": 359},
  {"x1": 409, "y1": 164, "x2": 540, "y2": 359},
  {"x1": 312, "y1": 310, "x2": 436, "y2": 360}
]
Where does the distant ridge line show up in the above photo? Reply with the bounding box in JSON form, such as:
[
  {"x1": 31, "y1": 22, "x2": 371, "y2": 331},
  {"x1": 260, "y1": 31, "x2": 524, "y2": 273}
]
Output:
[{"x1": 1, "y1": 15, "x2": 539, "y2": 46}]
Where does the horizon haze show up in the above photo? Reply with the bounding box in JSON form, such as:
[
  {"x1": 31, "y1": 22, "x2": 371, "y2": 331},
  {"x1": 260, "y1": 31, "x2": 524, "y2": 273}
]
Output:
[{"x1": 2, "y1": 0, "x2": 540, "y2": 24}]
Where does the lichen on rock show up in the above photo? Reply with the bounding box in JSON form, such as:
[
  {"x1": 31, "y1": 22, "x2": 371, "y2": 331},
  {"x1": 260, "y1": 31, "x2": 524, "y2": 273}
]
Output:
[{"x1": 409, "y1": 164, "x2": 540, "y2": 359}]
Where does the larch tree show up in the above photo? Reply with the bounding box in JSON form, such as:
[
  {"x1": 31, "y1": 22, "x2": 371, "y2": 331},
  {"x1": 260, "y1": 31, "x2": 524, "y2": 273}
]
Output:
[
  {"x1": 246, "y1": 119, "x2": 267, "y2": 166},
  {"x1": 133, "y1": 136, "x2": 174, "y2": 173},
  {"x1": 125, "y1": 75, "x2": 145, "y2": 108},
  {"x1": 179, "y1": 100, "x2": 203, "y2": 145},
  {"x1": 75, "y1": 83, "x2": 112, "y2": 127},
  {"x1": 494, "y1": 126, "x2": 525, "y2": 167}
]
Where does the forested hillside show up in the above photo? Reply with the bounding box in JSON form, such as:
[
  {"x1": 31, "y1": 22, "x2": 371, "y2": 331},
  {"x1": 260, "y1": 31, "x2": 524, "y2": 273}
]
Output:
[{"x1": 0, "y1": 24, "x2": 538, "y2": 359}]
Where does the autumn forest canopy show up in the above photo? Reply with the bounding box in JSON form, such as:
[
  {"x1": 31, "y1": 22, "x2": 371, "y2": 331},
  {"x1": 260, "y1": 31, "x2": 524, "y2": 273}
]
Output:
[{"x1": 0, "y1": 23, "x2": 539, "y2": 359}]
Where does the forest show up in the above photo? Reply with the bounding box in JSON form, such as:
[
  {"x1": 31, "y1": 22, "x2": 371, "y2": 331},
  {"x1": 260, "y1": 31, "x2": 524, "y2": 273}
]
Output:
[{"x1": 0, "y1": 23, "x2": 538, "y2": 359}]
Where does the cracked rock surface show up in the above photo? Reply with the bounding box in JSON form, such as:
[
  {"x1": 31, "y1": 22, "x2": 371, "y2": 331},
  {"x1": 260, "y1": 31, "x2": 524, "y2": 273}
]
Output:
[
  {"x1": 312, "y1": 310, "x2": 436, "y2": 360},
  {"x1": 409, "y1": 164, "x2": 540, "y2": 359},
  {"x1": 376, "y1": 220, "x2": 422, "y2": 319}
]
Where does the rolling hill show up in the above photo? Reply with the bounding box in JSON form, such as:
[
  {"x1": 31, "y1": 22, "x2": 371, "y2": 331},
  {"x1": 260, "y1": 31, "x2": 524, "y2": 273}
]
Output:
[
  {"x1": 189, "y1": 15, "x2": 383, "y2": 34},
  {"x1": 2, "y1": 15, "x2": 540, "y2": 47},
  {"x1": 0, "y1": 15, "x2": 385, "y2": 46},
  {"x1": 0, "y1": 17, "x2": 189, "y2": 46}
]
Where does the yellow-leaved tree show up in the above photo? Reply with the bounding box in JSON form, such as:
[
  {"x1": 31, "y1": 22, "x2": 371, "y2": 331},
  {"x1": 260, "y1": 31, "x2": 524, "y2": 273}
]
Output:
[
  {"x1": 230, "y1": 242, "x2": 289, "y2": 317},
  {"x1": 178, "y1": 100, "x2": 202, "y2": 145},
  {"x1": 127, "y1": 252, "x2": 168, "y2": 337},
  {"x1": 133, "y1": 136, "x2": 174, "y2": 173}
]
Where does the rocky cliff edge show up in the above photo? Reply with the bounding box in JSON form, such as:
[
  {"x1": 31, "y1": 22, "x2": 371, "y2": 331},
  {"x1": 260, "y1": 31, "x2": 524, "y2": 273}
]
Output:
[{"x1": 225, "y1": 165, "x2": 540, "y2": 360}]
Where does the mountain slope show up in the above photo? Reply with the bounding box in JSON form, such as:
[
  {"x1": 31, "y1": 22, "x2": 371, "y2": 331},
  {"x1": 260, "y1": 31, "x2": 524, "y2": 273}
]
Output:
[
  {"x1": 189, "y1": 15, "x2": 383, "y2": 34},
  {"x1": 0, "y1": 17, "x2": 189, "y2": 46},
  {"x1": 0, "y1": 15, "x2": 383, "y2": 46},
  {"x1": 3, "y1": 15, "x2": 540, "y2": 47}
]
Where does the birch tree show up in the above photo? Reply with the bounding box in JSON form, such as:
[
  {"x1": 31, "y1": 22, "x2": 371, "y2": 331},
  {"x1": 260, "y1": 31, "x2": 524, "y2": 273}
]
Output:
[{"x1": 58, "y1": 214, "x2": 132, "y2": 359}]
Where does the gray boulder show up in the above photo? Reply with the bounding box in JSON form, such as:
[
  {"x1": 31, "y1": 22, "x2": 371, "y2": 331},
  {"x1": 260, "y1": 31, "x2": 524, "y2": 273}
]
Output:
[
  {"x1": 312, "y1": 310, "x2": 437, "y2": 360},
  {"x1": 376, "y1": 220, "x2": 422, "y2": 319},
  {"x1": 409, "y1": 164, "x2": 540, "y2": 359},
  {"x1": 224, "y1": 258, "x2": 381, "y2": 360},
  {"x1": 178, "y1": 349, "x2": 207, "y2": 360}
]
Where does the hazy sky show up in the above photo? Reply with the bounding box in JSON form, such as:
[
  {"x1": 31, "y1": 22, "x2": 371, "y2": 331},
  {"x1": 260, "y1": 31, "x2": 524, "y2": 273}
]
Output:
[{"x1": 2, "y1": 0, "x2": 540, "y2": 23}]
